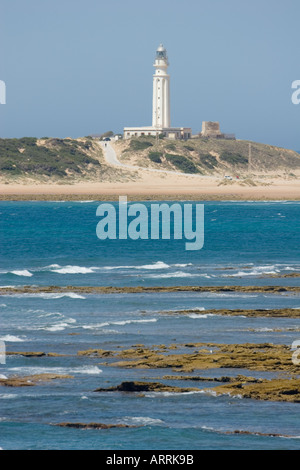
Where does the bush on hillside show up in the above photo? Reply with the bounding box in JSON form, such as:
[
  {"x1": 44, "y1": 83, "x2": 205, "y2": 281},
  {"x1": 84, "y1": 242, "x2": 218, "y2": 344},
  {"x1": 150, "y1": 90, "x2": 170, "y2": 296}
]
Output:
[
  {"x1": 130, "y1": 139, "x2": 154, "y2": 151},
  {"x1": 200, "y1": 153, "x2": 218, "y2": 169},
  {"x1": 220, "y1": 151, "x2": 248, "y2": 165},
  {"x1": 149, "y1": 151, "x2": 163, "y2": 163},
  {"x1": 0, "y1": 138, "x2": 100, "y2": 177},
  {"x1": 165, "y1": 153, "x2": 199, "y2": 173}
]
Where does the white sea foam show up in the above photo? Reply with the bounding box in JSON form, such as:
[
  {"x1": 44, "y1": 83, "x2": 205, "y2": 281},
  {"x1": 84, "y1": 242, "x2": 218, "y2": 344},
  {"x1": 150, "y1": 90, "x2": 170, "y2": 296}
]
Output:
[
  {"x1": 68, "y1": 260, "x2": 194, "y2": 272},
  {"x1": 253, "y1": 327, "x2": 276, "y2": 332},
  {"x1": 196, "y1": 390, "x2": 218, "y2": 397},
  {"x1": 103, "y1": 261, "x2": 170, "y2": 270},
  {"x1": 0, "y1": 394, "x2": 17, "y2": 399},
  {"x1": 222, "y1": 265, "x2": 280, "y2": 277},
  {"x1": 134, "y1": 261, "x2": 170, "y2": 270},
  {"x1": 200, "y1": 425, "x2": 218, "y2": 432},
  {"x1": 146, "y1": 271, "x2": 193, "y2": 279},
  {"x1": 122, "y1": 416, "x2": 164, "y2": 426},
  {"x1": 11, "y1": 270, "x2": 33, "y2": 277},
  {"x1": 37, "y1": 317, "x2": 77, "y2": 332},
  {"x1": 62, "y1": 293, "x2": 86, "y2": 299},
  {"x1": 42, "y1": 324, "x2": 69, "y2": 332},
  {"x1": 14, "y1": 293, "x2": 86, "y2": 300},
  {"x1": 173, "y1": 263, "x2": 193, "y2": 268},
  {"x1": 199, "y1": 389, "x2": 243, "y2": 399},
  {"x1": 112, "y1": 319, "x2": 157, "y2": 326},
  {"x1": 196, "y1": 293, "x2": 258, "y2": 299},
  {"x1": 38, "y1": 312, "x2": 64, "y2": 318},
  {"x1": 0, "y1": 375, "x2": 8, "y2": 380},
  {"x1": 50, "y1": 265, "x2": 96, "y2": 274},
  {"x1": 146, "y1": 271, "x2": 211, "y2": 279},
  {"x1": 145, "y1": 391, "x2": 204, "y2": 398},
  {"x1": 187, "y1": 313, "x2": 219, "y2": 319},
  {"x1": 0, "y1": 335, "x2": 26, "y2": 342},
  {"x1": 82, "y1": 318, "x2": 157, "y2": 330},
  {"x1": 7, "y1": 365, "x2": 102, "y2": 375}
]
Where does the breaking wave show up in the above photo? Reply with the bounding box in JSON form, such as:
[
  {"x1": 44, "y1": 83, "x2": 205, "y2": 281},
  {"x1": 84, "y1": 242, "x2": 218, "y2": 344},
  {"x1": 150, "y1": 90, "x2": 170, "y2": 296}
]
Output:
[
  {"x1": 12, "y1": 293, "x2": 86, "y2": 300},
  {"x1": 10, "y1": 270, "x2": 33, "y2": 277},
  {"x1": 47, "y1": 265, "x2": 97, "y2": 275},
  {"x1": 82, "y1": 318, "x2": 157, "y2": 330},
  {"x1": 145, "y1": 272, "x2": 210, "y2": 279},
  {"x1": 0, "y1": 335, "x2": 26, "y2": 342}
]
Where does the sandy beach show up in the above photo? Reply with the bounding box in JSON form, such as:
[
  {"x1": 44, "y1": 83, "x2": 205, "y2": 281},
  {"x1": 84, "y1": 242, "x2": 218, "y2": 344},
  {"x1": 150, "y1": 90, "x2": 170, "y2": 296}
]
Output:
[{"x1": 1, "y1": 174, "x2": 299, "y2": 201}]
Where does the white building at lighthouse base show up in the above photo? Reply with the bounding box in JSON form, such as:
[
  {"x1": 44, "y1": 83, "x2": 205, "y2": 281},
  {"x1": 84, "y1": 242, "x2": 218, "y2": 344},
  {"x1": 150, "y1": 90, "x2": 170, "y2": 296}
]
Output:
[{"x1": 123, "y1": 126, "x2": 191, "y2": 140}]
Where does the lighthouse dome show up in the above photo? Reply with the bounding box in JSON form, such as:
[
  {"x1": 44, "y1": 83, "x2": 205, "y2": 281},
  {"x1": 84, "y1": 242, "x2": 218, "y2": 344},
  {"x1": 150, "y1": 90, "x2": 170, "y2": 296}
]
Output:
[{"x1": 156, "y1": 44, "x2": 168, "y2": 60}]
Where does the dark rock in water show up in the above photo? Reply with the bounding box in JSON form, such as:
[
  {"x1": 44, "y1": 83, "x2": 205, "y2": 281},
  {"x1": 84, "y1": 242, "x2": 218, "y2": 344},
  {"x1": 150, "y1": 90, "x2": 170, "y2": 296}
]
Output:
[
  {"x1": 162, "y1": 375, "x2": 261, "y2": 383},
  {"x1": 77, "y1": 349, "x2": 115, "y2": 357},
  {"x1": 7, "y1": 352, "x2": 46, "y2": 357},
  {"x1": 7, "y1": 351, "x2": 64, "y2": 357},
  {"x1": 94, "y1": 380, "x2": 198, "y2": 393},
  {"x1": 55, "y1": 422, "x2": 137, "y2": 430}
]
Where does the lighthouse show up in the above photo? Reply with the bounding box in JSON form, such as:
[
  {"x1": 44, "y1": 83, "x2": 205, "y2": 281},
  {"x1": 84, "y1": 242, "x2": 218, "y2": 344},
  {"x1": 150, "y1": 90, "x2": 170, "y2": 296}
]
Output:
[
  {"x1": 124, "y1": 44, "x2": 191, "y2": 140},
  {"x1": 152, "y1": 44, "x2": 170, "y2": 128}
]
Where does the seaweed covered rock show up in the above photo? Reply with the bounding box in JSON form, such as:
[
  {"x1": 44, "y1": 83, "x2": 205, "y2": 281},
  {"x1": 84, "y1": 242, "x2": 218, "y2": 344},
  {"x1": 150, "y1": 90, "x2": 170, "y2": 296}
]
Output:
[{"x1": 94, "y1": 381, "x2": 198, "y2": 393}]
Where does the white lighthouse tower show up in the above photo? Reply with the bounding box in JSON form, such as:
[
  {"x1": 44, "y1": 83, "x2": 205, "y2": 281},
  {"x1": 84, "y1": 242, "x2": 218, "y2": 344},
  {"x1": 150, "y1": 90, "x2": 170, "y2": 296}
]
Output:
[
  {"x1": 124, "y1": 44, "x2": 191, "y2": 140},
  {"x1": 152, "y1": 44, "x2": 170, "y2": 128}
]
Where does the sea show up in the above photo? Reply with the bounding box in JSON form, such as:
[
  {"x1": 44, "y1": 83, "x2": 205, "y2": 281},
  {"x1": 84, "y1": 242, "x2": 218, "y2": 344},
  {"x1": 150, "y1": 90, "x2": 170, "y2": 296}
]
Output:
[{"x1": 0, "y1": 200, "x2": 299, "y2": 450}]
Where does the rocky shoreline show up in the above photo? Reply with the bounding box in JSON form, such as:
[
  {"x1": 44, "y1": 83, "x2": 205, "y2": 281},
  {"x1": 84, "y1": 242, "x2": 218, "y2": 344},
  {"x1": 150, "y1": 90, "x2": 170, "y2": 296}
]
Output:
[
  {"x1": 160, "y1": 308, "x2": 300, "y2": 318},
  {"x1": 1, "y1": 285, "x2": 300, "y2": 296}
]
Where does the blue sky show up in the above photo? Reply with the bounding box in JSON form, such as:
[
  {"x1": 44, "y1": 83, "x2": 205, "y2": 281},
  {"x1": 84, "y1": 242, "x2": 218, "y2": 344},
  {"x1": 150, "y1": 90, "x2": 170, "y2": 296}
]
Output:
[{"x1": 0, "y1": 0, "x2": 299, "y2": 149}]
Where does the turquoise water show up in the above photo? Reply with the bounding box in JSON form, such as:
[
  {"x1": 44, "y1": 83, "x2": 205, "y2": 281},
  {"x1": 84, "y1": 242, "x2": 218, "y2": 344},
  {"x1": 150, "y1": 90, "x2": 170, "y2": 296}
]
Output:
[{"x1": 0, "y1": 201, "x2": 300, "y2": 449}]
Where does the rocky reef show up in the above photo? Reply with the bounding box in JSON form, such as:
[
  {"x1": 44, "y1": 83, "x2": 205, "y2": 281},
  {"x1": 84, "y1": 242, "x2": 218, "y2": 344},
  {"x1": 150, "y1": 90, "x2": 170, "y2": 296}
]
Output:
[
  {"x1": 160, "y1": 308, "x2": 300, "y2": 318},
  {"x1": 0, "y1": 374, "x2": 74, "y2": 387},
  {"x1": 209, "y1": 377, "x2": 300, "y2": 403},
  {"x1": 109, "y1": 342, "x2": 298, "y2": 373},
  {"x1": 1, "y1": 285, "x2": 300, "y2": 296}
]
